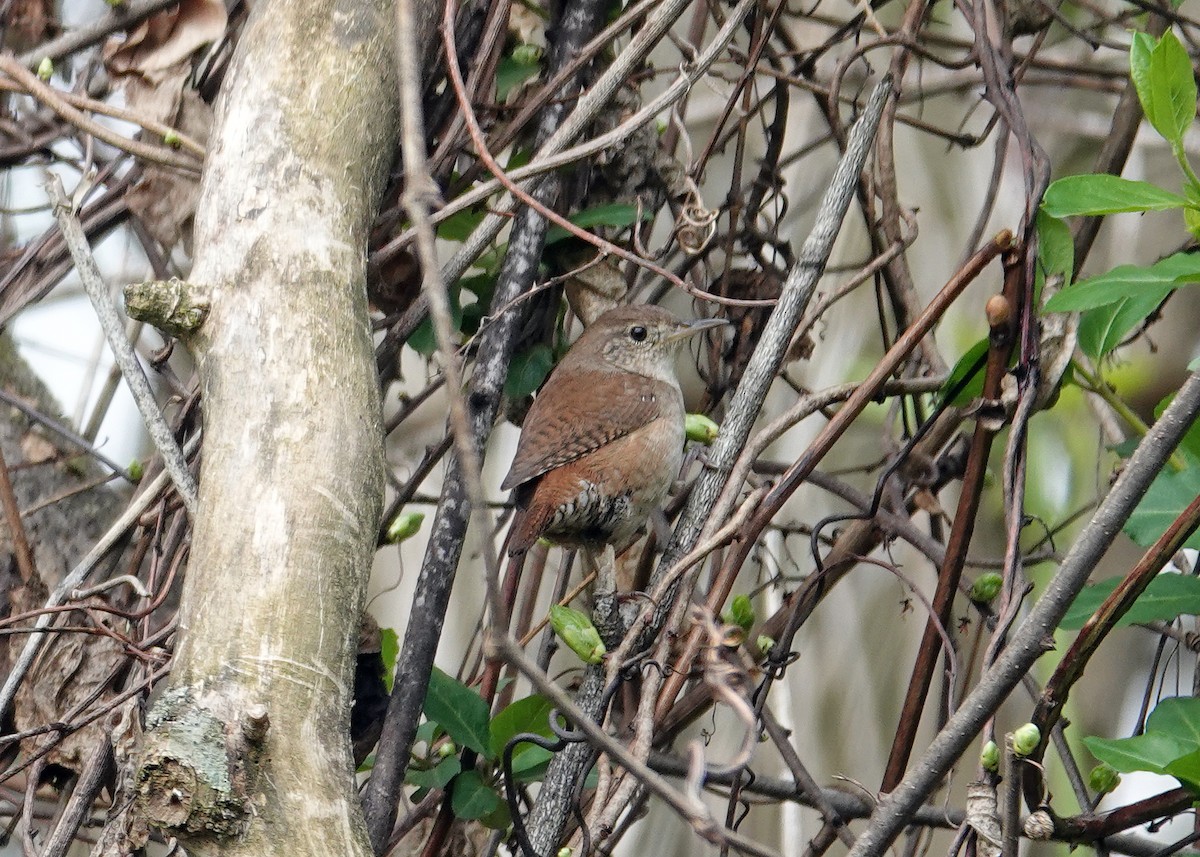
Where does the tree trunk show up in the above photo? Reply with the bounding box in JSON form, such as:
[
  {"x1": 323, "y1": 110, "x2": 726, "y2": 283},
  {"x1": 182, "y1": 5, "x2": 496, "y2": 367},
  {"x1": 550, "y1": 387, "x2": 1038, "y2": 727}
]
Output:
[{"x1": 131, "y1": 0, "x2": 397, "y2": 853}]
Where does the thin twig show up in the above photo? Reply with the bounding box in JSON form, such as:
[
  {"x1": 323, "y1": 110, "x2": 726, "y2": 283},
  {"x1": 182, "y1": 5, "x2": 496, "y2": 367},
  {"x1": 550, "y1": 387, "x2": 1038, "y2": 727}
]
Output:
[
  {"x1": 15, "y1": 0, "x2": 183, "y2": 68},
  {"x1": 46, "y1": 176, "x2": 198, "y2": 517},
  {"x1": 0, "y1": 56, "x2": 202, "y2": 173}
]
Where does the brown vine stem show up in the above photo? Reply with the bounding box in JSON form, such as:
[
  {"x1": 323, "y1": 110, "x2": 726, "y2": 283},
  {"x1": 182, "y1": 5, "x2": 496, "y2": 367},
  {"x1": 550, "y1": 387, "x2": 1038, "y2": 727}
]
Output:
[
  {"x1": 0, "y1": 78, "x2": 206, "y2": 157},
  {"x1": 0, "y1": 444, "x2": 38, "y2": 586},
  {"x1": 880, "y1": 247, "x2": 1023, "y2": 791}
]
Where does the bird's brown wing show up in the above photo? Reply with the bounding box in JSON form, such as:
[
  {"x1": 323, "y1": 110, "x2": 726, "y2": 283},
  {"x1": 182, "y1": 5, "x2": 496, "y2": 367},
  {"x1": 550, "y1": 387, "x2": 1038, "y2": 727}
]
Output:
[{"x1": 500, "y1": 370, "x2": 669, "y2": 491}]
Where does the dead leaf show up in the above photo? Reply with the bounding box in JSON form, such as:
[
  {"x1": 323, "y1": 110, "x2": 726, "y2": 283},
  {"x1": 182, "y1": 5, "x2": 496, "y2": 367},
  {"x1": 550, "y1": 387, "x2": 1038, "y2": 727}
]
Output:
[
  {"x1": 16, "y1": 606, "x2": 130, "y2": 773},
  {"x1": 103, "y1": 0, "x2": 227, "y2": 80},
  {"x1": 120, "y1": 65, "x2": 212, "y2": 250}
]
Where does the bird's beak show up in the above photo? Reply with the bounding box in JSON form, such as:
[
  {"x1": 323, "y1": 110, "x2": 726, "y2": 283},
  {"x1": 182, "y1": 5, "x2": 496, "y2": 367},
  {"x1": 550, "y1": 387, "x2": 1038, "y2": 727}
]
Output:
[{"x1": 667, "y1": 316, "x2": 730, "y2": 343}]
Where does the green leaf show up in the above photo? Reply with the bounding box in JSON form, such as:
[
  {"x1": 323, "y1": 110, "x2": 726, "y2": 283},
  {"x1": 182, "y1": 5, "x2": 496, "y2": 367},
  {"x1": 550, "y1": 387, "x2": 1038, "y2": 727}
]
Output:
[
  {"x1": 1164, "y1": 748, "x2": 1200, "y2": 792},
  {"x1": 504, "y1": 344, "x2": 555, "y2": 400},
  {"x1": 1037, "y1": 210, "x2": 1074, "y2": 290},
  {"x1": 1147, "y1": 697, "x2": 1200, "y2": 746},
  {"x1": 414, "y1": 718, "x2": 439, "y2": 748},
  {"x1": 450, "y1": 770, "x2": 503, "y2": 820},
  {"x1": 1130, "y1": 32, "x2": 1154, "y2": 108},
  {"x1": 1124, "y1": 465, "x2": 1200, "y2": 549},
  {"x1": 1042, "y1": 252, "x2": 1200, "y2": 313},
  {"x1": 1132, "y1": 30, "x2": 1198, "y2": 146},
  {"x1": 489, "y1": 695, "x2": 557, "y2": 761},
  {"x1": 437, "y1": 209, "x2": 487, "y2": 243},
  {"x1": 479, "y1": 797, "x2": 512, "y2": 830},
  {"x1": 1041, "y1": 174, "x2": 1189, "y2": 217},
  {"x1": 380, "y1": 627, "x2": 399, "y2": 694},
  {"x1": 496, "y1": 54, "x2": 541, "y2": 101},
  {"x1": 510, "y1": 744, "x2": 554, "y2": 781},
  {"x1": 545, "y1": 203, "x2": 652, "y2": 245},
  {"x1": 1085, "y1": 698, "x2": 1200, "y2": 793},
  {"x1": 1186, "y1": 206, "x2": 1200, "y2": 242},
  {"x1": 938, "y1": 337, "x2": 989, "y2": 406},
  {"x1": 1084, "y1": 731, "x2": 1190, "y2": 776},
  {"x1": 1060, "y1": 573, "x2": 1200, "y2": 629},
  {"x1": 423, "y1": 666, "x2": 492, "y2": 759},
  {"x1": 1077, "y1": 292, "x2": 1167, "y2": 359},
  {"x1": 405, "y1": 756, "x2": 461, "y2": 790},
  {"x1": 548, "y1": 604, "x2": 606, "y2": 664}
]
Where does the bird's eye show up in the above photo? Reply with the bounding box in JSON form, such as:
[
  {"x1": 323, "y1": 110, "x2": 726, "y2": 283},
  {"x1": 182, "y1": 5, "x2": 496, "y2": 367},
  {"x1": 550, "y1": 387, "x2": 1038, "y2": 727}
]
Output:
[{"x1": 629, "y1": 325, "x2": 648, "y2": 342}]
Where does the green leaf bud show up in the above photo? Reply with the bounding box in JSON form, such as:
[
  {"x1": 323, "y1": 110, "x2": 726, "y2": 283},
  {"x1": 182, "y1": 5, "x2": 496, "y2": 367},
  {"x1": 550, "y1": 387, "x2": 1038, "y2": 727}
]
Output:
[
  {"x1": 685, "y1": 413, "x2": 720, "y2": 445},
  {"x1": 980, "y1": 740, "x2": 999, "y2": 772},
  {"x1": 722, "y1": 594, "x2": 755, "y2": 635},
  {"x1": 970, "y1": 572, "x2": 1003, "y2": 603},
  {"x1": 386, "y1": 511, "x2": 425, "y2": 544},
  {"x1": 512, "y1": 43, "x2": 543, "y2": 65},
  {"x1": 37, "y1": 57, "x2": 53, "y2": 81},
  {"x1": 549, "y1": 604, "x2": 606, "y2": 664},
  {"x1": 1088, "y1": 762, "x2": 1121, "y2": 795},
  {"x1": 1011, "y1": 723, "x2": 1041, "y2": 757}
]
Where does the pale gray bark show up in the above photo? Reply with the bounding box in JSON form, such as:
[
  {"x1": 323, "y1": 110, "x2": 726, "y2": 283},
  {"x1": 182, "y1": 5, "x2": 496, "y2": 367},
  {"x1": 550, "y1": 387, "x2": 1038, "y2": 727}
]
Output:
[{"x1": 130, "y1": 0, "x2": 400, "y2": 854}]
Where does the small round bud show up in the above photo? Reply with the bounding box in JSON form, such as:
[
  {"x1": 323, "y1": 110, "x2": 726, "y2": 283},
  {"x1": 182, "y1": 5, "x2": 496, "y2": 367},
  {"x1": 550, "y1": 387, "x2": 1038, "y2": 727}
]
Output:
[
  {"x1": 386, "y1": 511, "x2": 425, "y2": 544},
  {"x1": 163, "y1": 129, "x2": 181, "y2": 148},
  {"x1": 1088, "y1": 762, "x2": 1121, "y2": 795},
  {"x1": 437, "y1": 741, "x2": 457, "y2": 758},
  {"x1": 985, "y1": 294, "x2": 1012, "y2": 330},
  {"x1": 37, "y1": 57, "x2": 53, "y2": 81},
  {"x1": 1011, "y1": 723, "x2": 1041, "y2": 757},
  {"x1": 970, "y1": 573, "x2": 1003, "y2": 603},
  {"x1": 756, "y1": 635, "x2": 775, "y2": 656},
  {"x1": 556, "y1": 848, "x2": 572, "y2": 857},
  {"x1": 1023, "y1": 809, "x2": 1054, "y2": 840},
  {"x1": 127, "y1": 458, "x2": 144, "y2": 482},
  {"x1": 980, "y1": 740, "x2": 1000, "y2": 772},
  {"x1": 685, "y1": 413, "x2": 720, "y2": 445}
]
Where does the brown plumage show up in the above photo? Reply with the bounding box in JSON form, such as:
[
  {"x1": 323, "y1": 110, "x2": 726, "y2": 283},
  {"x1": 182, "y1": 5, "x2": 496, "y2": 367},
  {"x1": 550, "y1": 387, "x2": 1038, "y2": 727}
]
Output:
[{"x1": 502, "y1": 305, "x2": 726, "y2": 556}]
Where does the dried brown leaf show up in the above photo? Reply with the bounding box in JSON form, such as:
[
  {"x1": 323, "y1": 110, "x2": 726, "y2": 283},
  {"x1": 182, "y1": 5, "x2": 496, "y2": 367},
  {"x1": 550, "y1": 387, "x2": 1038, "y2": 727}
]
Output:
[
  {"x1": 16, "y1": 609, "x2": 129, "y2": 772},
  {"x1": 103, "y1": 0, "x2": 227, "y2": 79},
  {"x1": 120, "y1": 65, "x2": 212, "y2": 250}
]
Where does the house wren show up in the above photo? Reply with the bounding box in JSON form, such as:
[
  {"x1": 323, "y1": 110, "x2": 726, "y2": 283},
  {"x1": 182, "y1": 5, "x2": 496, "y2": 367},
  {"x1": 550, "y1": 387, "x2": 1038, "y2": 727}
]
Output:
[{"x1": 502, "y1": 305, "x2": 726, "y2": 556}]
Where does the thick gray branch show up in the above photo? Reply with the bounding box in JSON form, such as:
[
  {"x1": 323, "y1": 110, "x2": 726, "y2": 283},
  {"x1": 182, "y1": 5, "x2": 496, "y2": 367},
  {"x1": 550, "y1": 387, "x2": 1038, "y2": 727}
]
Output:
[{"x1": 130, "y1": 1, "x2": 399, "y2": 854}]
